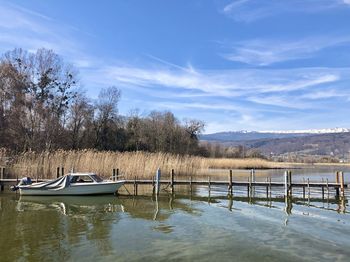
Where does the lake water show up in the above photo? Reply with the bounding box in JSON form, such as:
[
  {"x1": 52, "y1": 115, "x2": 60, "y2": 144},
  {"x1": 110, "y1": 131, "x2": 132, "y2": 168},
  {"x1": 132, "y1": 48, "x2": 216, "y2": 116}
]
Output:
[{"x1": 1, "y1": 169, "x2": 350, "y2": 261}]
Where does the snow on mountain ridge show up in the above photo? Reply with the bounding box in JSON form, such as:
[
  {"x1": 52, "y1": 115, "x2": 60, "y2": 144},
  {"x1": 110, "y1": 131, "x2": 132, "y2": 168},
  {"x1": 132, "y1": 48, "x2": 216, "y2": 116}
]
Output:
[{"x1": 258, "y1": 128, "x2": 350, "y2": 134}]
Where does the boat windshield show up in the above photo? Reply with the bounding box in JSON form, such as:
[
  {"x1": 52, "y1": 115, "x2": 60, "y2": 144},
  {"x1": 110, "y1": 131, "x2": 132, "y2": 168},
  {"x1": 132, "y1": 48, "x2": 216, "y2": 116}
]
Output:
[
  {"x1": 70, "y1": 176, "x2": 94, "y2": 183},
  {"x1": 90, "y1": 174, "x2": 104, "y2": 182}
]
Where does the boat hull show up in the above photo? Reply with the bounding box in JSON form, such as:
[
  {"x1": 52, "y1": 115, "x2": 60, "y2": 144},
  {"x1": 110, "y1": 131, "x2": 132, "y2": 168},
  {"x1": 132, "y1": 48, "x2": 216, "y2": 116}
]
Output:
[{"x1": 19, "y1": 181, "x2": 124, "y2": 196}]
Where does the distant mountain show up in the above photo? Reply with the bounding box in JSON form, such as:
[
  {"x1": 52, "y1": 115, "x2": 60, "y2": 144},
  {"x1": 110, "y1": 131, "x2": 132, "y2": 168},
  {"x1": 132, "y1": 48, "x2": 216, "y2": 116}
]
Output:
[
  {"x1": 228, "y1": 132, "x2": 350, "y2": 157},
  {"x1": 200, "y1": 128, "x2": 350, "y2": 159},
  {"x1": 201, "y1": 128, "x2": 350, "y2": 142}
]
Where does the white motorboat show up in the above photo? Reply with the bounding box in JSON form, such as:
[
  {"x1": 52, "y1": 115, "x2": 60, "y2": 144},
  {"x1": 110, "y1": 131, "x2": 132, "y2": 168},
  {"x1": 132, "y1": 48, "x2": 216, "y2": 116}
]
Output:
[{"x1": 13, "y1": 173, "x2": 124, "y2": 196}]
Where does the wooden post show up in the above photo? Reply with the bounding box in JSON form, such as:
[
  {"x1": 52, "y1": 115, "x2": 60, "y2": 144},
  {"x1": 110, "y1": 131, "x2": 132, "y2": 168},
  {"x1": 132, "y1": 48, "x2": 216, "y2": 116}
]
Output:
[
  {"x1": 156, "y1": 168, "x2": 161, "y2": 195},
  {"x1": 190, "y1": 175, "x2": 193, "y2": 194},
  {"x1": 251, "y1": 169, "x2": 255, "y2": 182},
  {"x1": 340, "y1": 171, "x2": 345, "y2": 196},
  {"x1": 269, "y1": 177, "x2": 272, "y2": 198},
  {"x1": 228, "y1": 170, "x2": 233, "y2": 195},
  {"x1": 251, "y1": 169, "x2": 255, "y2": 196},
  {"x1": 326, "y1": 178, "x2": 329, "y2": 199},
  {"x1": 61, "y1": 167, "x2": 64, "y2": 177},
  {"x1": 322, "y1": 186, "x2": 324, "y2": 200},
  {"x1": 335, "y1": 172, "x2": 340, "y2": 198},
  {"x1": 284, "y1": 170, "x2": 288, "y2": 197},
  {"x1": 288, "y1": 170, "x2": 292, "y2": 196},
  {"x1": 135, "y1": 176, "x2": 138, "y2": 196},
  {"x1": 208, "y1": 176, "x2": 211, "y2": 194},
  {"x1": 152, "y1": 176, "x2": 155, "y2": 195},
  {"x1": 266, "y1": 177, "x2": 269, "y2": 198},
  {"x1": 112, "y1": 169, "x2": 116, "y2": 181},
  {"x1": 336, "y1": 171, "x2": 340, "y2": 184},
  {"x1": 171, "y1": 169, "x2": 174, "y2": 194},
  {"x1": 56, "y1": 167, "x2": 60, "y2": 178},
  {"x1": 116, "y1": 168, "x2": 119, "y2": 180},
  {"x1": 133, "y1": 176, "x2": 137, "y2": 196},
  {"x1": 307, "y1": 178, "x2": 310, "y2": 199},
  {"x1": 247, "y1": 176, "x2": 250, "y2": 197},
  {"x1": 321, "y1": 178, "x2": 324, "y2": 200}
]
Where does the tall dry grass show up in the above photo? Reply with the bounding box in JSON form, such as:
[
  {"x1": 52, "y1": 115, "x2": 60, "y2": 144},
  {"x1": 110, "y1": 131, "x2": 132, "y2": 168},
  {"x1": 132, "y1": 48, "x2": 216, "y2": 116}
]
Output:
[{"x1": 2, "y1": 150, "x2": 295, "y2": 179}]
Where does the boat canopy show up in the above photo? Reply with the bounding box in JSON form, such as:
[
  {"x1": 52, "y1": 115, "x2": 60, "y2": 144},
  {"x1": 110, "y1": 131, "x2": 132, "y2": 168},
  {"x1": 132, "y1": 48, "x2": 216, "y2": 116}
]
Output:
[{"x1": 23, "y1": 175, "x2": 71, "y2": 190}]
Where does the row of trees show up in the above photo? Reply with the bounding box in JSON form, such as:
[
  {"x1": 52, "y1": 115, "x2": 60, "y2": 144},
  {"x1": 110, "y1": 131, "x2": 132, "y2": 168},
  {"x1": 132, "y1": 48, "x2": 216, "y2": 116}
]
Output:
[{"x1": 0, "y1": 48, "x2": 205, "y2": 155}]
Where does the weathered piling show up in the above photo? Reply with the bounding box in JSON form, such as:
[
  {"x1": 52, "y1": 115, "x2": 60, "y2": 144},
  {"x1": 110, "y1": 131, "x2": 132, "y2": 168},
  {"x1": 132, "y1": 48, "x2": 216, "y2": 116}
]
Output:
[
  {"x1": 228, "y1": 170, "x2": 233, "y2": 195},
  {"x1": 134, "y1": 176, "x2": 138, "y2": 196},
  {"x1": 321, "y1": 178, "x2": 324, "y2": 200},
  {"x1": 266, "y1": 177, "x2": 269, "y2": 198},
  {"x1": 190, "y1": 175, "x2": 193, "y2": 194},
  {"x1": 247, "y1": 176, "x2": 251, "y2": 197},
  {"x1": 288, "y1": 170, "x2": 292, "y2": 196},
  {"x1": 155, "y1": 168, "x2": 161, "y2": 195},
  {"x1": 335, "y1": 172, "x2": 340, "y2": 197},
  {"x1": 171, "y1": 169, "x2": 175, "y2": 194},
  {"x1": 208, "y1": 176, "x2": 211, "y2": 193},
  {"x1": 112, "y1": 169, "x2": 116, "y2": 181},
  {"x1": 250, "y1": 169, "x2": 255, "y2": 195},
  {"x1": 152, "y1": 176, "x2": 155, "y2": 195},
  {"x1": 61, "y1": 167, "x2": 64, "y2": 177},
  {"x1": 340, "y1": 171, "x2": 345, "y2": 196},
  {"x1": 284, "y1": 171, "x2": 289, "y2": 197}
]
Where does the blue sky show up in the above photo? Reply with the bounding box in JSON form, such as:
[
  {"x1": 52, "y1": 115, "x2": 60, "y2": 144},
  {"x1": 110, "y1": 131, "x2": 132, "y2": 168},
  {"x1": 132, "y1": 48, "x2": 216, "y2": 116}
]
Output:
[{"x1": 1, "y1": 0, "x2": 350, "y2": 133}]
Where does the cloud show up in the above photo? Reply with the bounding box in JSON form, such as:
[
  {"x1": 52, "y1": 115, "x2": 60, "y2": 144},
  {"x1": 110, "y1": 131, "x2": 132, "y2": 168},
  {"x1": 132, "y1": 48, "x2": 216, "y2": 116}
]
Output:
[
  {"x1": 222, "y1": 0, "x2": 350, "y2": 22},
  {"x1": 0, "y1": 1, "x2": 92, "y2": 69},
  {"x1": 95, "y1": 64, "x2": 341, "y2": 98},
  {"x1": 222, "y1": 36, "x2": 350, "y2": 66}
]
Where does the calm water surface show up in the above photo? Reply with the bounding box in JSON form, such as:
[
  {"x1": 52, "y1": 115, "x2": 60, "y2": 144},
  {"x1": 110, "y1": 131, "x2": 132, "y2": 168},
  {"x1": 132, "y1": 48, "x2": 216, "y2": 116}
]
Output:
[{"x1": 1, "y1": 170, "x2": 350, "y2": 261}]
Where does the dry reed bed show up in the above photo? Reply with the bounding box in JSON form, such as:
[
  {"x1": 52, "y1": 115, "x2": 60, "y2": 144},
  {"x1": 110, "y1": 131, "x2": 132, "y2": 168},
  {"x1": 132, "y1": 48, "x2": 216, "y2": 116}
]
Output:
[{"x1": 2, "y1": 150, "x2": 295, "y2": 179}]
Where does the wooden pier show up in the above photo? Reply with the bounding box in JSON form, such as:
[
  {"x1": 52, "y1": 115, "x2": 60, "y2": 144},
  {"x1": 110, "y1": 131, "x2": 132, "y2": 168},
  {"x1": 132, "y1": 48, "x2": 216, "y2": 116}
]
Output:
[{"x1": 0, "y1": 167, "x2": 348, "y2": 200}]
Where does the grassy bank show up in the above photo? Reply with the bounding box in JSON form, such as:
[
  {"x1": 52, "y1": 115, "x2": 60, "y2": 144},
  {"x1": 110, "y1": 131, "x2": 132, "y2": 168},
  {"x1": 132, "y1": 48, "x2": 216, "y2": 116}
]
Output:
[{"x1": 0, "y1": 150, "x2": 318, "y2": 179}]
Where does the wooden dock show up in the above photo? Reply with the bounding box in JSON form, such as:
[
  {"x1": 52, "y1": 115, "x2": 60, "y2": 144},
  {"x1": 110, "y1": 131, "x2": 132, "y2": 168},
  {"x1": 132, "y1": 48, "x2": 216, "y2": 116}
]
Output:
[{"x1": 0, "y1": 167, "x2": 348, "y2": 199}]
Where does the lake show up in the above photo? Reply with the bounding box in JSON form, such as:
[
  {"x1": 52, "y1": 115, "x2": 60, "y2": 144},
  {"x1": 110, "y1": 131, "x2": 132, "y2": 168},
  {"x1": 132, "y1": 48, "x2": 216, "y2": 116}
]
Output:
[{"x1": 0, "y1": 169, "x2": 349, "y2": 261}]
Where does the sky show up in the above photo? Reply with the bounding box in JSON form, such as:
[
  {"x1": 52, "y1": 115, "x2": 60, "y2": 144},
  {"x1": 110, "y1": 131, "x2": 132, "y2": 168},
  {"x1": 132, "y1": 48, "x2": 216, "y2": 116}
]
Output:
[{"x1": 0, "y1": 0, "x2": 350, "y2": 133}]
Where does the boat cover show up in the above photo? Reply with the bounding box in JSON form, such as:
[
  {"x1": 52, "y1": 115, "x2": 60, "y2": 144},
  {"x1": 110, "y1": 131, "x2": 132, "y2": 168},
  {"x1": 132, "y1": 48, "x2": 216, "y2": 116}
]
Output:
[{"x1": 21, "y1": 175, "x2": 71, "y2": 191}]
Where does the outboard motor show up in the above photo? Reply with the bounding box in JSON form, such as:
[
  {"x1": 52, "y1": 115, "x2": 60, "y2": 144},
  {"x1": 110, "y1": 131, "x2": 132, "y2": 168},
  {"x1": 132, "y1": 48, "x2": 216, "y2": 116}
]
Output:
[{"x1": 10, "y1": 177, "x2": 32, "y2": 191}]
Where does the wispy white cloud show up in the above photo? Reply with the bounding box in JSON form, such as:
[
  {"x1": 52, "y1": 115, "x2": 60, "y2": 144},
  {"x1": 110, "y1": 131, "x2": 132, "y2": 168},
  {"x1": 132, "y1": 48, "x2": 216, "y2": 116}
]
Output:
[
  {"x1": 222, "y1": 0, "x2": 350, "y2": 22},
  {"x1": 94, "y1": 64, "x2": 342, "y2": 98},
  {"x1": 0, "y1": 1, "x2": 92, "y2": 69},
  {"x1": 301, "y1": 89, "x2": 350, "y2": 99},
  {"x1": 222, "y1": 36, "x2": 350, "y2": 66}
]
